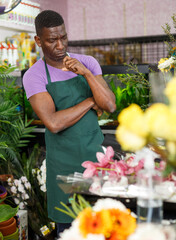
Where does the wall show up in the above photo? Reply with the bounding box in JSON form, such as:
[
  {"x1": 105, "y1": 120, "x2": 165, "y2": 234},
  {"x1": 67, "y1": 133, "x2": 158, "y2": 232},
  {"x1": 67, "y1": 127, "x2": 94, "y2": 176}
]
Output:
[
  {"x1": 66, "y1": 0, "x2": 176, "y2": 40},
  {"x1": 34, "y1": 0, "x2": 68, "y2": 32}
]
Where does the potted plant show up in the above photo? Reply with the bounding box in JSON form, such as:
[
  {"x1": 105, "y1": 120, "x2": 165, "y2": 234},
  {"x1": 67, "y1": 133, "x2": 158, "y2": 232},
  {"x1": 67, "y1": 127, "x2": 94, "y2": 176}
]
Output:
[{"x1": 0, "y1": 197, "x2": 19, "y2": 238}]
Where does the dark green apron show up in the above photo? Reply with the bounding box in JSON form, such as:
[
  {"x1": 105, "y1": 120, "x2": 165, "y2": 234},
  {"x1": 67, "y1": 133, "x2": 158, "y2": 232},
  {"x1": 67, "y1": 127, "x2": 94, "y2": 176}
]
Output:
[{"x1": 44, "y1": 60, "x2": 104, "y2": 223}]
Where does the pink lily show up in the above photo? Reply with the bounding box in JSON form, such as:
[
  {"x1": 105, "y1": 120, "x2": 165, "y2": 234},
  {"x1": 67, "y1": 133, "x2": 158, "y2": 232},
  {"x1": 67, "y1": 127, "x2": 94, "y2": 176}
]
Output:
[
  {"x1": 109, "y1": 160, "x2": 128, "y2": 177},
  {"x1": 82, "y1": 161, "x2": 99, "y2": 178},
  {"x1": 96, "y1": 146, "x2": 115, "y2": 168}
]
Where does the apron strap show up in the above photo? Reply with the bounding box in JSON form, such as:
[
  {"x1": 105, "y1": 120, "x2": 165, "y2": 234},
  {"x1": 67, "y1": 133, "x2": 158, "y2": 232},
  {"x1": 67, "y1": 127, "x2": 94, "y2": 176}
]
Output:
[{"x1": 43, "y1": 58, "x2": 52, "y2": 84}]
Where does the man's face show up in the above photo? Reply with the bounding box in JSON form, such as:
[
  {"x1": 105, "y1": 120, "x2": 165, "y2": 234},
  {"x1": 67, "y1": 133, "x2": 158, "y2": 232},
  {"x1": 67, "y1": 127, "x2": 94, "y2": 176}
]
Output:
[{"x1": 35, "y1": 24, "x2": 68, "y2": 62}]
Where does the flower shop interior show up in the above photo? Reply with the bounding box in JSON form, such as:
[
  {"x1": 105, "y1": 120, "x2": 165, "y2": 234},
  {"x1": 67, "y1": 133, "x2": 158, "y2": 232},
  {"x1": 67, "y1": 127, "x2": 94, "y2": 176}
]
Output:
[{"x1": 1, "y1": 0, "x2": 176, "y2": 239}]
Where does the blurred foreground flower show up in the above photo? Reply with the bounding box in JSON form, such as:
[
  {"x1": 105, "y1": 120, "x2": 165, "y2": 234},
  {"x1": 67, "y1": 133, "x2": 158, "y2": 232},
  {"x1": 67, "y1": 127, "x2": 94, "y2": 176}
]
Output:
[
  {"x1": 116, "y1": 76, "x2": 176, "y2": 174},
  {"x1": 128, "y1": 223, "x2": 175, "y2": 240},
  {"x1": 58, "y1": 198, "x2": 136, "y2": 240}
]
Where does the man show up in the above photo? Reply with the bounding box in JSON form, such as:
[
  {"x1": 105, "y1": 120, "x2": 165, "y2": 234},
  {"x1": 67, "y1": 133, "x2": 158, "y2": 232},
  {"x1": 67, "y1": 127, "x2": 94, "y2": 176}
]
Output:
[{"x1": 23, "y1": 10, "x2": 116, "y2": 235}]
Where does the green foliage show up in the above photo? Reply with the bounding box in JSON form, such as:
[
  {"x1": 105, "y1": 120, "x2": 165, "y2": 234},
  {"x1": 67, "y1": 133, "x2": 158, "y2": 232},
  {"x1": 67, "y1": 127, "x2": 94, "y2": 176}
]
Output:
[
  {"x1": 102, "y1": 63, "x2": 151, "y2": 120},
  {"x1": 55, "y1": 194, "x2": 91, "y2": 219},
  {"x1": 161, "y1": 14, "x2": 176, "y2": 56},
  {"x1": 0, "y1": 64, "x2": 36, "y2": 165},
  {"x1": 0, "y1": 203, "x2": 19, "y2": 222}
]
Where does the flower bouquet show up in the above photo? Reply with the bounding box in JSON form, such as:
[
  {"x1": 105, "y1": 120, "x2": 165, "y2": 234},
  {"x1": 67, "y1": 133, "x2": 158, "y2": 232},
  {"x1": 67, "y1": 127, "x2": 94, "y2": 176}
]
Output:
[
  {"x1": 58, "y1": 198, "x2": 137, "y2": 240},
  {"x1": 57, "y1": 197, "x2": 175, "y2": 240},
  {"x1": 57, "y1": 145, "x2": 173, "y2": 201}
]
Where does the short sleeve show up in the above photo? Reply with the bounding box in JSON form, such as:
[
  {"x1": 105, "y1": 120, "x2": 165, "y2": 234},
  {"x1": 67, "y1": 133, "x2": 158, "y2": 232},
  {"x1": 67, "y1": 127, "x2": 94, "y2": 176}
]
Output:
[
  {"x1": 23, "y1": 66, "x2": 47, "y2": 99},
  {"x1": 84, "y1": 55, "x2": 102, "y2": 76}
]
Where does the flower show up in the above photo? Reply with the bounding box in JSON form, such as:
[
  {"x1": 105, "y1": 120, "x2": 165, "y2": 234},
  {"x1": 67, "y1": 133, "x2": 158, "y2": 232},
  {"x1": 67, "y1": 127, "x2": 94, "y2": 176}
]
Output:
[
  {"x1": 7, "y1": 176, "x2": 31, "y2": 209},
  {"x1": 82, "y1": 146, "x2": 145, "y2": 180},
  {"x1": 6, "y1": 159, "x2": 53, "y2": 237},
  {"x1": 128, "y1": 223, "x2": 176, "y2": 240},
  {"x1": 116, "y1": 76, "x2": 176, "y2": 173},
  {"x1": 34, "y1": 159, "x2": 47, "y2": 192},
  {"x1": 59, "y1": 198, "x2": 137, "y2": 240},
  {"x1": 164, "y1": 77, "x2": 176, "y2": 107},
  {"x1": 158, "y1": 56, "x2": 176, "y2": 72}
]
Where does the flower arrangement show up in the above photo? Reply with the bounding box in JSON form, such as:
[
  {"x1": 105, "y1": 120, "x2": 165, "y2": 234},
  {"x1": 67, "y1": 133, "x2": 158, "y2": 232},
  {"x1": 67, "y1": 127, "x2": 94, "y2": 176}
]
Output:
[
  {"x1": 7, "y1": 176, "x2": 31, "y2": 209},
  {"x1": 57, "y1": 196, "x2": 176, "y2": 240},
  {"x1": 82, "y1": 146, "x2": 144, "y2": 179},
  {"x1": 58, "y1": 198, "x2": 137, "y2": 240},
  {"x1": 116, "y1": 75, "x2": 176, "y2": 174}
]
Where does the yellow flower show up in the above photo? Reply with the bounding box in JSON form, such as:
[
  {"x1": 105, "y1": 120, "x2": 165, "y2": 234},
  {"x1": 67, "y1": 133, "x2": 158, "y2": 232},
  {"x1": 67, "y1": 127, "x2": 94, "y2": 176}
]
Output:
[
  {"x1": 78, "y1": 208, "x2": 113, "y2": 238},
  {"x1": 164, "y1": 77, "x2": 176, "y2": 107},
  {"x1": 166, "y1": 109, "x2": 176, "y2": 141},
  {"x1": 144, "y1": 103, "x2": 170, "y2": 139},
  {"x1": 118, "y1": 104, "x2": 148, "y2": 137},
  {"x1": 116, "y1": 125, "x2": 146, "y2": 151}
]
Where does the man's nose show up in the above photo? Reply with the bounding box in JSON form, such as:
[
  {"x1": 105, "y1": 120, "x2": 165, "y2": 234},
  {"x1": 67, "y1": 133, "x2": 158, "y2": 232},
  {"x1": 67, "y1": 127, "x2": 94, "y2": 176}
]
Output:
[{"x1": 56, "y1": 39, "x2": 64, "y2": 50}]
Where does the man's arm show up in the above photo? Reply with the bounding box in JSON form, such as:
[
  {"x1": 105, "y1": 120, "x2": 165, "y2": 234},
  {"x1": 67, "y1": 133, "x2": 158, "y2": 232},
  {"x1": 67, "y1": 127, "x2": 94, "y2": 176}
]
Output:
[
  {"x1": 63, "y1": 56, "x2": 116, "y2": 113},
  {"x1": 29, "y1": 92, "x2": 97, "y2": 133}
]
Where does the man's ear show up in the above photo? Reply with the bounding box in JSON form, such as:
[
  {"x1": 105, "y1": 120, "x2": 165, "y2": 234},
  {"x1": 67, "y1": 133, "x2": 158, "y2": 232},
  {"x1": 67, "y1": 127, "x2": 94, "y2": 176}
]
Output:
[{"x1": 34, "y1": 35, "x2": 41, "y2": 47}]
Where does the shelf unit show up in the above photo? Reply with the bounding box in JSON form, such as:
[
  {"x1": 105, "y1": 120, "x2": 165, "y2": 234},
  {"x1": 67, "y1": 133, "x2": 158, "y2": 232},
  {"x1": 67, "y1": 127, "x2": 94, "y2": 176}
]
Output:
[{"x1": 0, "y1": 20, "x2": 35, "y2": 33}]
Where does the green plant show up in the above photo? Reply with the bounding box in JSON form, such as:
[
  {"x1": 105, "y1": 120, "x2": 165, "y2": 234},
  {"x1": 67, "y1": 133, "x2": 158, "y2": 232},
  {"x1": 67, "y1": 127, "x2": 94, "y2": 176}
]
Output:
[
  {"x1": 102, "y1": 63, "x2": 151, "y2": 120},
  {"x1": 0, "y1": 198, "x2": 19, "y2": 222},
  {"x1": 162, "y1": 14, "x2": 176, "y2": 57},
  {"x1": 0, "y1": 65, "x2": 36, "y2": 167},
  {"x1": 55, "y1": 193, "x2": 91, "y2": 219}
]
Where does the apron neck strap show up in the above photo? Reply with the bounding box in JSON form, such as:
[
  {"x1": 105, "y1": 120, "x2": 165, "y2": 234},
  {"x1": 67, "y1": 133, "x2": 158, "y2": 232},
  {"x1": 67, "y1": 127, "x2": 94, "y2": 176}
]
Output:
[{"x1": 43, "y1": 57, "x2": 52, "y2": 84}]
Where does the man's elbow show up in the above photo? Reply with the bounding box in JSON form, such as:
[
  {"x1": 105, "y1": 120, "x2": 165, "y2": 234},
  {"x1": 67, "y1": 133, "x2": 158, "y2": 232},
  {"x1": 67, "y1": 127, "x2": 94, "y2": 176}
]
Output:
[
  {"x1": 47, "y1": 121, "x2": 63, "y2": 134},
  {"x1": 108, "y1": 102, "x2": 116, "y2": 113}
]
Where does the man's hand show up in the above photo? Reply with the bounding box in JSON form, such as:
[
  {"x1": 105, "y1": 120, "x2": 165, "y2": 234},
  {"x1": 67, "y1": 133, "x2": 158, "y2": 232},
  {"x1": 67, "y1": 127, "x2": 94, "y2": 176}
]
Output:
[
  {"x1": 62, "y1": 56, "x2": 90, "y2": 76},
  {"x1": 92, "y1": 103, "x2": 103, "y2": 117}
]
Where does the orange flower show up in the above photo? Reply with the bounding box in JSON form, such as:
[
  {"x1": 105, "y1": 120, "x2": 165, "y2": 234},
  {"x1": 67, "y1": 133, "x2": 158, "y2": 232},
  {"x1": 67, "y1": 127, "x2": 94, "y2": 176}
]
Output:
[
  {"x1": 109, "y1": 209, "x2": 136, "y2": 238},
  {"x1": 78, "y1": 208, "x2": 113, "y2": 238},
  {"x1": 107, "y1": 232, "x2": 126, "y2": 240}
]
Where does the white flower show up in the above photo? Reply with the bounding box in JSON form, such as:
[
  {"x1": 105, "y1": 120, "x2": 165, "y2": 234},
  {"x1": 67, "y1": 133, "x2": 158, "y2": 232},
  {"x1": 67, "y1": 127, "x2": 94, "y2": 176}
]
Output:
[
  {"x1": 19, "y1": 202, "x2": 25, "y2": 209},
  {"x1": 10, "y1": 186, "x2": 17, "y2": 194},
  {"x1": 40, "y1": 184, "x2": 46, "y2": 192},
  {"x1": 92, "y1": 198, "x2": 127, "y2": 212},
  {"x1": 24, "y1": 181, "x2": 31, "y2": 190},
  {"x1": 18, "y1": 182, "x2": 25, "y2": 193},
  {"x1": 21, "y1": 193, "x2": 29, "y2": 200},
  {"x1": 14, "y1": 179, "x2": 19, "y2": 186},
  {"x1": 14, "y1": 198, "x2": 20, "y2": 204},
  {"x1": 127, "y1": 223, "x2": 175, "y2": 240},
  {"x1": 7, "y1": 178, "x2": 12, "y2": 186},
  {"x1": 32, "y1": 169, "x2": 37, "y2": 175},
  {"x1": 20, "y1": 176, "x2": 28, "y2": 183},
  {"x1": 86, "y1": 234, "x2": 105, "y2": 240},
  {"x1": 158, "y1": 56, "x2": 176, "y2": 70},
  {"x1": 59, "y1": 219, "x2": 83, "y2": 240}
]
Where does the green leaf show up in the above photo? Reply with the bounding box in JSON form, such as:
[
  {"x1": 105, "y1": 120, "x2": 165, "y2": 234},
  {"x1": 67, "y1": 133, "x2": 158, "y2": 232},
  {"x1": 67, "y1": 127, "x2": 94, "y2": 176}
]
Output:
[{"x1": 0, "y1": 204, "x2": 19, "y2": 222}]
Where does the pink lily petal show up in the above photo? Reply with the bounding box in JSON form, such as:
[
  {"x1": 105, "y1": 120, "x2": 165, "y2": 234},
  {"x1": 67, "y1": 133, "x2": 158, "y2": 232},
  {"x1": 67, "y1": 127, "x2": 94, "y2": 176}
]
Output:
[
  {"x1": 111, "y1": 160, "x2": 127, "y2": 176},
  {"x1": 106, "y1": 146, "x2": 115, "y2": 159},
  {"x1": 125, "y1": 168, "x2": 135, "y2": 175},
  {"x1": 134, "y1": 160, "x2": 144, "y2": 174},
  {"x1": 96, "y1": 152, "x2": 109, "y2": 167},
  {"x1": 96, "y1": 146, "x2": 115, "y2": 168}
]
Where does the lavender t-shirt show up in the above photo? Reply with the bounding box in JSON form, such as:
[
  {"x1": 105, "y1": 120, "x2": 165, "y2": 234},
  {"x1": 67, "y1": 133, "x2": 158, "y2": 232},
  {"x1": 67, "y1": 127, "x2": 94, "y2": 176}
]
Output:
[{"x1": 23, "y1": 53, "x2": 102, "y2": 99}]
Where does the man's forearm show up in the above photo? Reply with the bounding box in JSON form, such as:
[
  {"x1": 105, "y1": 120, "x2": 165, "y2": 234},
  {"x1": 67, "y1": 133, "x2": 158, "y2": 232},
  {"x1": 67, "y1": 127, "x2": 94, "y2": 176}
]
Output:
[
  {"x1": 49, "y1": 97, "x2": 95, "y2": 133},
  {"x1": 83, "y1": 71, "x2": 116, "y2": 113}
]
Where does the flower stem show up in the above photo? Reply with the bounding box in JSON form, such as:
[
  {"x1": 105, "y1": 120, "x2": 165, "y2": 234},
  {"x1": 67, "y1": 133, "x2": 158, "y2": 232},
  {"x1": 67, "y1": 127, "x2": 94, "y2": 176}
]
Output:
[{"x1": 96, "y1": 167, "x2": 116, "y2": 171}]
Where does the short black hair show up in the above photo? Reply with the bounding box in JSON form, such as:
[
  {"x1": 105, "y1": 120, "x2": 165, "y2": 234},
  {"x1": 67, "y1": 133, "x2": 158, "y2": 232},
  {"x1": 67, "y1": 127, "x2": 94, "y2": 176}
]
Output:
[{"x1": 35, "y1": 10, "x2": 64, "y2": 36}]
